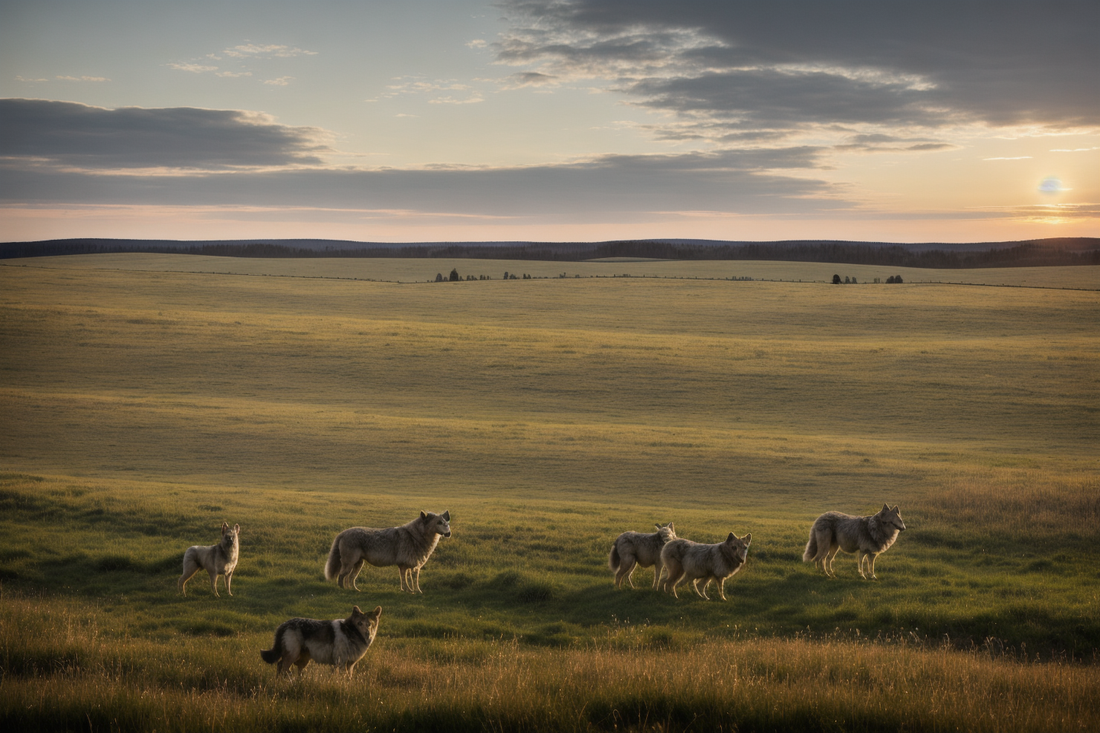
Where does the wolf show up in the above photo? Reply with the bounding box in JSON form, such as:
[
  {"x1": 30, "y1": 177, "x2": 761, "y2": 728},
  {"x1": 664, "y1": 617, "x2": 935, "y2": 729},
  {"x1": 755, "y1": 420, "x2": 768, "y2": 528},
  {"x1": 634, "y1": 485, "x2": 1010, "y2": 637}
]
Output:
[
  {"x1": 325, "y1": 511, "x2": 451, "y2": 593},
  {"x1": 178, "y1": 521, "x2": 239, "y2": 597},
  {"x1": 608, "y1": 522, "x2": 677, "y2": 589},
  {"x1": 260, "y1": 605, "x2": 382, "y2": 677},
  {"x1": 803, "y1": 504, "x2": 906, "y2": 579},
  {"x1": 659, "y1": 532, "x2": 751, "y2": 600}
]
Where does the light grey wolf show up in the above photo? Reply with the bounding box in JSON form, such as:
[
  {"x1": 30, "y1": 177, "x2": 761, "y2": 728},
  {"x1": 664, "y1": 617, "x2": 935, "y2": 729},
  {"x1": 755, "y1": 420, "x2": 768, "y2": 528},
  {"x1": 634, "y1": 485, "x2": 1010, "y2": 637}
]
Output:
[
  {"x1": 178, "y1": 521, "x2": 239, "y2": 597},
  {"x1": 325, "y1": 511, "x2": 451, "y2": 593},
  {"x1": 608, "y1": 522, "x2": 677, "y2": 589},
  {"x1": 659, "y1": 532, "x2": 752, "y2": 600},
  {"x1": 260, "y1": 605, "x2": 382, "y2": 676},
  {"x1": 803, "y1": 504, "x2": 906, "y2": 579}
]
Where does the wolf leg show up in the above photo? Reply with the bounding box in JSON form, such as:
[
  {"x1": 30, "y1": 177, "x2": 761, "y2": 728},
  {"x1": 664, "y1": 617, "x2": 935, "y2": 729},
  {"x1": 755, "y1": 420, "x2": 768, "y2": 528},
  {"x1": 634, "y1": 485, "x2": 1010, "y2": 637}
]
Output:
[
  {"x1": 693, "y1": 578, "x2": 711, "y2": 600},
  {"x1": 717, "y1": 578, "x2": 727, "y2": 601},
  {"x1": 178, "y1": 565, "x2": 199, "y2": 595},
  {"x1": 867, "y1": 553, "x2": 878, "y2": 580},
  {"x1": 412, "y1": 566, "x2": 423, "y2": 593},
  {"x1": 349, "y1": 560, "x2": 366, "y2": 591},
  {"x1": 208, "y1": 568, "x2": 221, "y2": 597},
  {"x1": 615, "y1": 557, "x2": 637, "y2": 589},
  {"x1": 824, "y1": 546, "x2": 840, "y2": 578},
  {"x1": 857, "y1": 551, "x2": 869, "y2": 579},
  {"x1": 651, "y1": 562, "x2": 663, "y2": 590},
  {"x1": 225, "y1": 571, "x2": 233, "y2": 596}
]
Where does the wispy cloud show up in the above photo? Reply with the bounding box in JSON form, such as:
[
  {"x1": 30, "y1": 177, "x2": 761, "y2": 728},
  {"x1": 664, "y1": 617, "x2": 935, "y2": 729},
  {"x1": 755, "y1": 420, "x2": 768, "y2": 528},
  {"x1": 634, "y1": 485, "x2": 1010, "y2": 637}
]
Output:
[
  {"x1": 495, "y1": 0, "x2": 1100, "y2": 148},
  {"x1": 169, "y1": 63, "x2": 218, "y2": 74},
  {"x1": 263, "y1": 77, "x2": 295, "y2": 86},
  {"x1": 56, "y1": 75, "x2": 110, "y2": 83},
  {"x1": 223, "y1": 44, "x2": 317, "y2": 59}
]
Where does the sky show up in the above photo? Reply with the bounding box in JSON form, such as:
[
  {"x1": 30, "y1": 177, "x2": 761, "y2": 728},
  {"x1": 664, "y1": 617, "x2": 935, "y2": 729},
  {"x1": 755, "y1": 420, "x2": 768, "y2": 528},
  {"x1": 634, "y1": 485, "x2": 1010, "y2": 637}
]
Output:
[{"x1": 1, "y1": 0, "x2": 1098, "y2": 244}]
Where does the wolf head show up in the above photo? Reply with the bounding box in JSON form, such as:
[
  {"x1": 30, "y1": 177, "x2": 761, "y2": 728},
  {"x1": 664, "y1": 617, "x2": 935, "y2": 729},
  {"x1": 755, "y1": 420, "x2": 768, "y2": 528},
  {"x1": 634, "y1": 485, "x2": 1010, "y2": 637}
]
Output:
[
  {"x1": 724, "y1": 532, "x2": 752, "y2": 561},
  {"x1": 220, "y1": 522, "x2": 240, "y2": 549},
  {"x1": 349, "y1": 605, "x2": 382, "y2": 643},
  {"x1": 879, "y1": 504, "x2": 906, "y2": 532},
  {"x1": 655, "y1": 522, "x2": 677, "y2": 544},
  {"x1": 421, "y1": 510, "x2": 452, "y2": 538}
]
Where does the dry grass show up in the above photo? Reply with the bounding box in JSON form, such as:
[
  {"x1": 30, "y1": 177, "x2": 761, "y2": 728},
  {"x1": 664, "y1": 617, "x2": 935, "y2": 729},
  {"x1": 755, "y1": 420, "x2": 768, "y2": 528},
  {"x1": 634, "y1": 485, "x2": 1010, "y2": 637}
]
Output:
[{"x1": 3, "y1": 595, "x2": 1098, "y2": 732}]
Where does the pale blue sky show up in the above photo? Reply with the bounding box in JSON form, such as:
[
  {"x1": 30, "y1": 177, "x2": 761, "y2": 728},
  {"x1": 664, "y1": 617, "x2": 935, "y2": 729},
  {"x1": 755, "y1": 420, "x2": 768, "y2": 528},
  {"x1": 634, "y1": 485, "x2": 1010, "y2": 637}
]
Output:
[{"x1": 2, "y1": 0, "x2": 1097, "y2": 242}]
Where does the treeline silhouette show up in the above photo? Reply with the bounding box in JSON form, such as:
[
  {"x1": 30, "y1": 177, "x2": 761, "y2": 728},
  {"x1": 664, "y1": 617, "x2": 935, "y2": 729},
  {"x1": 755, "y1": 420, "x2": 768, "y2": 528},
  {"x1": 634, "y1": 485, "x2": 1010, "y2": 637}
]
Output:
[{"x1": 3, "y1": 237, "x2": 1098, "y2": 269}]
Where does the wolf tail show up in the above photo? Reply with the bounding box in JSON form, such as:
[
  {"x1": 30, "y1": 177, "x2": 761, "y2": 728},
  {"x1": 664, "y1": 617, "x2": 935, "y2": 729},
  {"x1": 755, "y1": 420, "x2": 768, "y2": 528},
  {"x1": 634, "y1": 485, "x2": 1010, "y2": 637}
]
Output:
[
  {"x1": 325, "y1": 534, "x2": 342, "y2": 581},
  {"x1": 260, "y1": 628, "x2": 283, "y2": 665},
  {"x1": 802, "y1": 534, "x2": 818, "y2": 562},
  {"x1": 608, "y1": 544, "x2": 620, "y2": 571}
]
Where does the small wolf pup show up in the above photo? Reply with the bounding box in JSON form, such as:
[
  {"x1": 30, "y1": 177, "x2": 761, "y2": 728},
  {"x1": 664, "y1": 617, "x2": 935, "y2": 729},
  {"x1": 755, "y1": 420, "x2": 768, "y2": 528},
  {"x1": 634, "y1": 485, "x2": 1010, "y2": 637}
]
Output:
[
  {"x1": 260, "y1": 605, "x2": 382, "y2": 677},
  {"x1": 803, "y1": 504, "x2": 906, "y2": 579},
  {"x1": 325, "y1": 511, "x2": 451, "y2": 593},
  {"x1": 660, "y1": 532, "x2": 752, "y2": 600},
  {"x1": 608, "y1": 522, "x2": 677, "y2": 589},
  {"x1": 178, "y1": 521, "x2": 239, "y2": 597}
]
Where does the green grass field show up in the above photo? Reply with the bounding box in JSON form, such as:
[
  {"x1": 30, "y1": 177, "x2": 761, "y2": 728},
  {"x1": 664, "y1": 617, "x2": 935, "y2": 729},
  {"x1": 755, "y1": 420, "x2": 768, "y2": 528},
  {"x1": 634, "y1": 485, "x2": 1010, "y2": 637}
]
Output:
[{"x1": 1, "y1": 256, "x2": 1098, "y2": 731}]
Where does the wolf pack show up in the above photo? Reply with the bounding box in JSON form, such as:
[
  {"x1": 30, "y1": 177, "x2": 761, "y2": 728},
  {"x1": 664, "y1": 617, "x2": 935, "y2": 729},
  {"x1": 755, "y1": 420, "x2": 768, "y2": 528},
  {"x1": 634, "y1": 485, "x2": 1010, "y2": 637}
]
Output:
[{"x1": 178, "y1": 504, "x2": 904, "y2": 678}]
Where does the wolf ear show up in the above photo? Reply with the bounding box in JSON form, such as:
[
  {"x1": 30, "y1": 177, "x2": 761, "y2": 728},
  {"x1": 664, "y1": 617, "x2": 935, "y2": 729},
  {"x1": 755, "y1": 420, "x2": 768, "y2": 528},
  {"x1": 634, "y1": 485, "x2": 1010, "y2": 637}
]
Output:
[
  {"x1": 221, "y1": 521, "x2": 229, "y2": 534},
  {"x1": 892, "y1": 505, "x2": 900, "y2": 513},
  {"x1": 233, "y1": 523, "x2": 240, "y2": 534},
  {"x1": 882, "y1": 503, "x2": 890, "y2": 512},
  {"x1": 743, "y1": 533, "x2": 752, "y2": 545},
  {"x1": 352, "y1": 605, "x2": 363, "y2": 614},
  {"x1": 420, "y1": 511, "x2": 428, "y2": 520},
  {"x1": 372, "y1": 605, "x2": 382, "y2": 618},
  {"x1": 442, "y1": 511, "x2": 450, "y2": 521},
  {"x1": 668, "y1": 522, "x2": 674, "y2": 531},
  {"x1": 726, "y1": 532, "x2": 735, "y2": 542},
  {"x1": 655, "y1": 524, "x2": 663, "y2": 531}
]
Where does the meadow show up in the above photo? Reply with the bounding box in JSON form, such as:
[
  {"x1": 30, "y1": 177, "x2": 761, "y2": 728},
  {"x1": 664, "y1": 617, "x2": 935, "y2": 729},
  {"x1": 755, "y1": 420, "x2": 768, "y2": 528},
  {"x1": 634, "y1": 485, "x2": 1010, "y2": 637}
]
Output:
[{"x1": 1, "y1": 255, "x2": 1098, "y2": 731}]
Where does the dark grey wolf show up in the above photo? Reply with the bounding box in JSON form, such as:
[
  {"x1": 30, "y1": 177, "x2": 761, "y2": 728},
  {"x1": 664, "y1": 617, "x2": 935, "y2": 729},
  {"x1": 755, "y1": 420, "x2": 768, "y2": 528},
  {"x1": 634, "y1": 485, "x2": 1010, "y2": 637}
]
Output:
[
  {"x1": 178, "y1": 522, "x2": 239, "y2": 597},
  {"x1": 659, "y1": 532, "x2": 751, "y2": 600},
  {"x1": 608, "y1": 522, "x2": 677, "y2": 589},
  {"x1": 325, "y1": 511, "x2": 451, "y2": 593},
  {"x1": 260, "y1": 605, "x2": 382, "y2": 676},
  {"x1": 803, "y1": 504, "x2": 906, "y2": 579}
]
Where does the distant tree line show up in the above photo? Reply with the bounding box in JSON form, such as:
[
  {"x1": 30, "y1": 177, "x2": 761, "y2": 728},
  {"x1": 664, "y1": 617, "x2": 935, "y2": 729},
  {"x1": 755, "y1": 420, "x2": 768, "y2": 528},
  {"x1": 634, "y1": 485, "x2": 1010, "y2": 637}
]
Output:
[{"x1": 3, "y1": 237, "x2": 1098, "y2": 269}]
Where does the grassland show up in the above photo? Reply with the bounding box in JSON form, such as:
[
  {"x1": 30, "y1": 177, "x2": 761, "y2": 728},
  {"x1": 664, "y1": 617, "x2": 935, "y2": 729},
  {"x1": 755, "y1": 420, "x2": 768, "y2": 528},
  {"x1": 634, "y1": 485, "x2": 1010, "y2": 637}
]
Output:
[{"x1": 1, "y1": 256, "x2": 1098, "y2": 731}]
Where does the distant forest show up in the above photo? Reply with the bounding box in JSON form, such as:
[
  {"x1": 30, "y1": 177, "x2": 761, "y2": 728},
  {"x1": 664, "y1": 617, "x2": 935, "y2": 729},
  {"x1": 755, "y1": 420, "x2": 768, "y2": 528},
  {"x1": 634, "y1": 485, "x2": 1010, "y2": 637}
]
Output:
[{"x1": 3, "y1": 237, "x2": 1099, "y2": 269}]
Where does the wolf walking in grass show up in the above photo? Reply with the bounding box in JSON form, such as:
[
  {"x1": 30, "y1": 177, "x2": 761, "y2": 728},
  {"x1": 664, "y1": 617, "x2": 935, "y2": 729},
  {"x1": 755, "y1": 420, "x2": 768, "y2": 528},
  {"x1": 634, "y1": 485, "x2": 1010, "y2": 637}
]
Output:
[
  {"x1": 178, "y1": 521, "x2": 239, "y2": 597},
  {"x1": 608, "y1": 522, "x2": 677, "y2": 589},
  {"x1": 260, "y1": 605, "x2": 382, "y2": 677},
  {"x1": 804, "y1": 504, "x2": 906, "y2": 579},
  {"x1": 660, "y1": 532, "x2": 751, "y2": 600},
  {"x1": 326, "y1": 511, "x2": 451, "y2": 593}
]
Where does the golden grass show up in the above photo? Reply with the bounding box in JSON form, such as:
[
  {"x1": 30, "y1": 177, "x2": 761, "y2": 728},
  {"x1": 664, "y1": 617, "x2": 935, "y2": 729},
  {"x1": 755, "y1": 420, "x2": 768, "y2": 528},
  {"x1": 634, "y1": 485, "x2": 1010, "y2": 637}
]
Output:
[{"x1": 3, "y1": 594, "x2": 1098, "y2": 733}]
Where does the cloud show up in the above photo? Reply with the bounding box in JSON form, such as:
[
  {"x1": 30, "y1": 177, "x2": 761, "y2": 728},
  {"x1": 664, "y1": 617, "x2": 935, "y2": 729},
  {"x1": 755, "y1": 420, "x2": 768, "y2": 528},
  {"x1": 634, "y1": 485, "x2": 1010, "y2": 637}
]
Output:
[
  {"x1": 502, "y1": 72, "x2": 559, "y2": 89},
  {"x1": 55, "y1": 75, "x2": 110, "y2": 83},
  {"x1": 169, "y1": 63, "x2": 219, "y2": 74},
  {"x1": 495, "y1": 0, "x2": 1100, "y2": 143},
  {"x1": 223, "y1": 44, "x2": 317, "y2": 59},
  {"x1": 263, "y1": 77, "x2": 295, "y2": 86},
  {"x1": 0, "y1": 102, "x2": 842, "y2": 218},
  {"x1": 0, "y1": 99, "x2": 330, "y2": 170}
]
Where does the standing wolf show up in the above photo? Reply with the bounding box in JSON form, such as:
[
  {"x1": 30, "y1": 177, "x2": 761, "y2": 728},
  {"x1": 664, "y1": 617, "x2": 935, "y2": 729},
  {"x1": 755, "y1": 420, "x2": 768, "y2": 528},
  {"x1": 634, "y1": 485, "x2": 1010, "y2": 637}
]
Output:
[
  {"x1": 178, "y1": 522, "x2": 240, "y2": 597},
  {"x1": 260, "y1": 605, "x2": 382, "y2": 677},
  {"x1": 325, "y1": 511, "x2": 451, "y2": 593},
  {"x1": 803, "y1": 504, "x2": 906, "y2": 579},
  {"x1": 660, "y1": 532, "x2": 751, "y2": 600},
  {"x1": 608, "y1": 522, "x2": 677, "y2": 589}
]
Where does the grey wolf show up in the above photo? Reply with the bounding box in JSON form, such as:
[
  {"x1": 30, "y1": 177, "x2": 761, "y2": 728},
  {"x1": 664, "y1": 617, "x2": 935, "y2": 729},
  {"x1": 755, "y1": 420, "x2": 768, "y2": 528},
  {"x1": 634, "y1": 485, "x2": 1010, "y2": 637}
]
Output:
[
  {"x1": 608, "y1": 522, "x2": 677, "y2": 589},
  {"x1": 659, "y1": 532, "x2": 751, "y2": 600},
  {"x1": 178, "y1": 522, "x2": 239, "y2": 597},
  {"x1": 325, "y1": 511, "x2": 451, "y2": 593},
  {"x1": 803, "y1": 504, "x2": 906, "y2": 579},
  {"x1": 260, "y1": 605, "x2": 382, "y2": 676}
]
